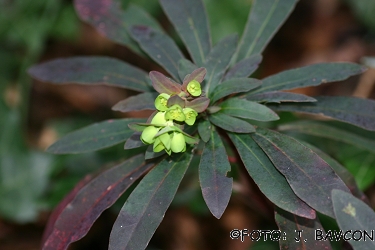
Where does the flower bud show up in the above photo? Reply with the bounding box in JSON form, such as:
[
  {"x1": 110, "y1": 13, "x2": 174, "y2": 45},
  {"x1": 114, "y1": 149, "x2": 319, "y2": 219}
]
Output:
[
  {"x1": 154, "y1": 93, "x2": 170, "y2": 111},
  {"x1": 165, "y1": 105, "x2": 185, "y2": 122},
  {"x1": 183, "y1": 108, "x2": 198, "y2": 125},
  {"x1": 171, "y1": 132, "x2": 186, "y2": 153},
  {"x1": 141, "y1": 126, "x2": 159, "y2": 144},
  {"x1": 187, "y1": 80, "x2": 202, "y2": 97}
]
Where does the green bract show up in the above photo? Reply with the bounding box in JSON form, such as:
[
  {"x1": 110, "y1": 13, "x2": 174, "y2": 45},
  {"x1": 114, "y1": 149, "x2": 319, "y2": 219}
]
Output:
[
  {"x1": 151, "y1": 111, "x2": 167, "y2": 125},
  {"x1": 141, "y1": 126, "x2": 160, "y2": 144},
  {"x1": 171, "y1": 132, "x2": 186, "y2": 153},
  {"x1": 154, "y1": 93, "x2": 170, "y2": 111},
  {"x1": 187, "y1": 80, "x2": 202, "y2": 96},
  {"x1": 183, "y1": 108, "x2": 198, "y2": 126},
  {"x1": 165, "y1": 104, "x2": 186, "y2": 122}
]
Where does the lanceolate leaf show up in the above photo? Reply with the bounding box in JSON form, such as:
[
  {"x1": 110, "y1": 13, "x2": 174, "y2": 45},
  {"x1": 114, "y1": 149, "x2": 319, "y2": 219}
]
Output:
[
  {"x1": 210, "y1": 78, "x2": 261, "y2": 104},
  {"x1": 209, "y1": 113, "x2": 255, "y2": 133},
  {"x1": 149, "y1": 71, "x2": 182, "y2": 95},
  {"x1": 275, "y1": 207, "x2": 332, "y2": 250},
  {"x1": 224, "y1": 54, "x2": 262, "y2": 80},
  {"x1": 47, "y1": 118, "x2": 146, "y2": 154},
  {"x1": 270, "y1": 96, "x2": 375, "y2": 131},
  {"x1": 219, "y1": 98, "x2": 279, "y2": 121},
  {"x1": 159, "y1": 0, "x2": 211, "y2": 66},
  {"x1": 185, "y1": 97, "x2": 210, "y2": 112},
  {"x1": 43, "y1": 155, "x2": 154, "y2": 250},
  {"x1": 247, "y1": 91, "x2": 316, "y2": 103},
  {"x1": 252, "y1": 128, "x2": 350, "y2": 218},
  {"x1": 204, "y1": 35, "x2": 238, "y2": 95},
  {"x1": 199, "y1": 130, "x2": 233, "y2": 219},
  {"x1": 228, "y1": 133, "x2": 315, "y2": 219},
  {"x1": 112, "y1": 92, "x2": 158, "y2": 113},
  {"x1": 124, "y1": 132, "x2": 145, "y2": 150},
  {"x1": 252, "y1": 63, "x2": 366, "y2": 94},
  {"x1": 109, "y1": 152, "x2": 193, "y2": 250},
  {"x1": 278, "y1": 121, "x2": 375, "y2": 153},
  {"x1": 332, "y1": 190, "x2": 375, "y2": 250},
  {"x1": 235, "y1": 0, "x2": 298, "y2": 62},
  {"x1": 75, "y1": 1, "x2": 162, "y2": 54},
  {"x1": 28, "y1": 57, "x2": 151, "y2": 92},
  {"x1": 129, "y1": 26, "x2": 185, "y2": 80},
  {"x1": 178, "y1": 59, "x2": 198, "y2": 81}
]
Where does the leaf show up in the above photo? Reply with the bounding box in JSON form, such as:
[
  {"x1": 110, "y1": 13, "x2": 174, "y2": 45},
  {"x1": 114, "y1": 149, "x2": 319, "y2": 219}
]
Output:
[
  {"x1": 112, "y1": 92, "x2": 158, "y2": 113},
  {"x1": 129, "y1": 26, "x2": 185, "y2": 80},
  {"x1": 252, "y1": 63, "x2": 366, "y2": 94},
  {"x1": 167, "y1": 95, "x2": 185, "y2": 108},
  {"x1": 185, "y1": 97, "x2": 210, "y2": 112},
  {"x1": 149, "y1": 71, "x2": 182, "y2": 95},
  {"x1": 124, "y1": 132, "x2": 145, "y2": 150},
  {"x1": 278, "y1": 121, "x2": 375, "y2": 153},
  {"x1": 247, "y1": 91, "x2": 317, "y2": 103},
  {"x1": 224, "y1": 54, "x2": 262, "y2": 80},
  {"x1": 252, "y1": 128, "x2": 350, "y2": 218},
  {"x1": 75, "y1": 1, "x2": 162, "y2": 54},
  {"x1": 199, "y1": 130, "x2": 233, "y2": 218},
  {"x1": 219, "y1": 97, "x2": 279, "y2": 121},
  {"x1": 178, "y1": 59, "x2": 198, "y2": 81},
  {"x1": 145, "y1": 146, "x2": 166, "y2": 160},
  {"x1": 47, "y1": 118, "x2": 146, "y2": 154},
  {"x1": 42, "y1": 155, "x2": 154, "y2": 250},
  {"x1": 269, "y1": 96, "x2": 375, "y2": 131},
  {"x1": 28, "y1": 57, "x2": 151, "y2": 92},
  {"x1": 159, "y1": 0, "x2": 211, "y2": 66},
  {"x1": 228, "y1": 133, "x2": 315, "y2": 219},
  {"x1": 209, "y1": 113, "x2": 255, "y2": 133},
  {"x1": 210, "y1": 78, "x2": 261, "y2": 104},
  {"x1": 198, "y1": 119, "x2": 212, "y2": 143},
  {"x1": 109, "y1": 152, "x2": 193, "y2": 250},
  {"x1": 275, "y1": 207, "x2": 332, "y2": 250},
  {"x1": 332, "y1": 189, "x2": 375, "y2": 250},
  {"x1": 204, "y1": 34, "x2": 238, "y2": 95},
  {"x1": 234, "y1": 0, "x2": 298, "y2": 62}
]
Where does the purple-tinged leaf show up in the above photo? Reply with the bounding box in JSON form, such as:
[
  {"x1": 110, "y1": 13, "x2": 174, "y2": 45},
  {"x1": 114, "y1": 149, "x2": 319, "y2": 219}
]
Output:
[
  {"x1": 209, "y1": 113, "x2": 255, "y2": 133},
  {"x1": 109, "y1": 152, "x2": 193, "y2": 250},
  {"x1": 149, "y1": 71, "x2": 182, "y2": 95},
  {"x1": 247, "y1": 91, "x2": 316, "y2": 103},
  {"x1": 234, "y1": 0, "x2": 298, "y2": 62},
  {"x1": 252, "y1": 128, "x2": 350, "y2": 218},
  {"x1": 224, "y1": 54, "x2": 262, "y2": 80},
  {"x1": 198, "y1": 119, "x2": 212, "y2": 143},
  {"x1": 178, "y1": 59, "x2": 198, "y2": 82},
  {"x1": 278, "y1": 121, "x2": 375, "y2": 153},
  {"x1": 210, "y1": 78, "x2": 261, "y2": 104},
  {"x1": 47, "y1": 118, "x2": 146, "y2": 154},
  {"x1": 112, "y1": 92, "x2": 158, "y2": 113},
  {"x1": 220, "y1": 98, "x2": 279, "y2": 121},
  {"x1": 28, "y1": 57, "x2": 151, "y2": 92},
  {"x1": 199, "y1": 130, "x2": 233, "y2": 219},
  {"x1": 275, "y1": 207, "x2": 332, "y2": 250},
  {"x1": 42, "y1": 155, "x2": 154, "y2": 250},
  {"x1": 74, "y1": 1, "x2": 162, "y2": 54},
  {"x1": 204, "y1": 34, "x2": 238, "y2": 95},
  {"x1": 228, "y1": 133, "x2": 315, "y2": 219},
  {"x1": 332, "y1": 189, "x2": 375, "y2": 250},
  {"x1": 167, "y1": 95, "x2": 185, "y2": 108},
  {"x1": 252, "y1": 63, "x2": 366, "y2": 94},
  {"x1": 159, "y1": 0, "x2": 211, "y2": 66},
  {"x1": 182, "y1": 67, "x2": 207, "y2": 91},
  {"x1": 124, "y1": 132, "x2": 145, "y2": 150},
  {"x1": 270, "y1": 96, "x2": 375, "y2": 131},
  {"x1": 129, "y1": 26, "x2": 185, "y2": 80},
  {"x1": 145, "y1": 146, "x2": 166, "y2": 160},
  {"x1": 185, "y1": 97, "x2": 210, "y2": 112}
]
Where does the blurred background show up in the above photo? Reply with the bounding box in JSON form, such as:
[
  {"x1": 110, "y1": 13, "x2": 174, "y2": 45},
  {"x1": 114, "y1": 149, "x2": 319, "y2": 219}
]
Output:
[{"x1": 1, "y1": 0, "x2": 375, "y2": 249}]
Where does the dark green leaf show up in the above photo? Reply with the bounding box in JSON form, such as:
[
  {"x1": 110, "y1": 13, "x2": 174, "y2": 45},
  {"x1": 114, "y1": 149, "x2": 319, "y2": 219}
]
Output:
[
  {"x1": 198, "y1": 119, "x2": 212, "y2": 143},
  {"x1": 204, "y1": 34, "x2": 238, "y2": 95},
  {"x1": 224, "y1": 54, "x2": 262, "y2": 80},
  {"x1": 199, "y1": 130, "x2": 232, "y2": 218},
  {"x1": 252, "y1": 128, "x2": 350, "y2": 218},
  {"x1": 109, "y1": 152, "x2": 193, "y2": 250},
  {"x1": 144, "y1": 146, "x2": 166, "y2": 160},
  {"x1": 75, "y1": 1, "x2": 162, "y2": 54},
  {"x1": 129, "y1": 26, "x2": 185, "y2": 80},
  {"x1": 209, "y1": 113, "x2": 255, "y2": 133},
  {"x1": 124, "y1": 132, "x2": 145, "y2": 150},
  {"x1": 235, "y1": 0, "x2": 298, "y2": 62},
  {"x1": 28, "y1": 57, "x2": 151, "y2": 92},
  {"x1": 159, "y1": 0, "x2": 212, "y2": 66},
  {"x1": 332, "y1": 189, "x2": 375, "y2": 250},
  {"x1": 185, "y1": 97, "x2": 210, "y2": 112},
  {"x1": 43, "y1": 155, "x2": 154, "y2": 250},
  {"x1": 112, "y1": 92, "x2": 158, "y2": 112},
  {"x1": 247, "y1": 91, "x2": 316, "y2": 103},
  {"x1": 47, "y1": 118, "x2": 146, "y2": 154},
  {"x1": 278, "y1": 121, "x2": 375, "y2": 153},
  {"x1": 149, "y1": 71, "x2": 182, "y2": 95},
  {"x1": 229, "y1": 133, "x2": 315, "y2": 219},
  {"x1": 178, "y1": 59, "x2": 198, "y2": 81},
  {"x1": 270, "y1": 96, "x2": 375, "y2": 131},
  {"x1": 275, "y1": 207, "x2": 332, "y2": 250},
  {"x1": 210, "y1": 78, "x2": 261, "y2": 104},
  {"x1": 220, "y1": 97, "x2": 279, "y2": 121},
  {"x1": 252, "y1": 63, "x2": 366, "y2": 94}
]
